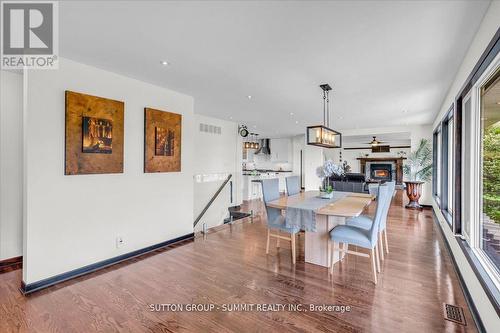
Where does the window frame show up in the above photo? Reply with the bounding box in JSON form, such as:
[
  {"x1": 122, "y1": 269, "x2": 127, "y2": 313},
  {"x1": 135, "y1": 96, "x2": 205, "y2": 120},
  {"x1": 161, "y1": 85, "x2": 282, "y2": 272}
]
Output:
[
  {"x1": 433, "y1": 104, "x2": 455, "y2": 227},
  {"x1": 441, "y1": 105, "x2": 454, "y2": 225},
  {"x1": 467, "y1": 52, "x2": 500, "y2": 290},
  {"x1": 452, "y1": 27, "x2": 500, "y2": 314},
  {"x1": 432, "y1": 126, "x2": 441, "y2": 206}
]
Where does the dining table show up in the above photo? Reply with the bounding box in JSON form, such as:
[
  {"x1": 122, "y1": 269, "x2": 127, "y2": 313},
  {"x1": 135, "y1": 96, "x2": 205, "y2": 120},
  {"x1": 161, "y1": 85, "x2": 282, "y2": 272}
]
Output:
[{"x1": 267, "y1": 190, "x2": 375, "y2": 267}]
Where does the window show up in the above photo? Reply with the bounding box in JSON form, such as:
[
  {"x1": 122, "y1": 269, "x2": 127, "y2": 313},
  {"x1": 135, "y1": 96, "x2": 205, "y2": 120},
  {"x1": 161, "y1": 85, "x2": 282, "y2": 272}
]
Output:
[
  {"x1": 448, "y1": 29, "x2": 500, "y2": 312},
  {"x1": 461, "y1": 52, "x2": 500, "y2": 293},
  {"x1": 479, "y1": 67, "x2": 500, "y2": 273},
  {"x1": 433, "y1": 131, "x2": 438, "y2": 196},
  {"x1": 433, "y1": 105, "x2": 455, "y2": 225},
  {"x1": 441, "y1": 107, "x2": 455, "y2": 223},
  {"x1": 446, "y1": 116, "x2": 454, "y2": 216},
  {"x1": 433, "y1": 127, "x2": 442, "y2": 203},
  {"x1": 462, "y1": 92, "x2": 473, "y2": 240}
]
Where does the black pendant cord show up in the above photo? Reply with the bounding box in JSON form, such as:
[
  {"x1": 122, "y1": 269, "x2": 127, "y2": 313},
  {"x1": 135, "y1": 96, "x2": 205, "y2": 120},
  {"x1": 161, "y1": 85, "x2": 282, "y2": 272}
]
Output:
[
  {"x1": 326, "y1": 89, "x2": 330, "y2": 128},
  {"x1": 323, "y1": 90, "x2": 327, "y2": 126}
]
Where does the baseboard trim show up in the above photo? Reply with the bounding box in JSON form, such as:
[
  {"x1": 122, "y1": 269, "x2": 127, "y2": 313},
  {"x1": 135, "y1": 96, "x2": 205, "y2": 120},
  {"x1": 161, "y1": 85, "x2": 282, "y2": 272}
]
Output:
[
  {"x1": 20, "y1": 233, "x2": 194, "y2": 295},
  {"x1": 0, "y1": 256, "x2": 23, "y2": 273},
  {"x1": 431, "y1": 212, "x2": 486, "y2": 333}
]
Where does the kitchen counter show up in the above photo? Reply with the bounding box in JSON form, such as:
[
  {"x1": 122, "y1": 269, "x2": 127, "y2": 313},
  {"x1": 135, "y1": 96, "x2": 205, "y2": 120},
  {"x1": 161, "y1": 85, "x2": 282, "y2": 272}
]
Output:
[
  {"x1": 242, "y1": 170, "x2": 293, "y2": 176},
  {"x1": 243, "y1": 169, "x2": 293, "y2": 173},
  {"x1": 242, "y1": 172, "x2": 296, "y2": 200}
]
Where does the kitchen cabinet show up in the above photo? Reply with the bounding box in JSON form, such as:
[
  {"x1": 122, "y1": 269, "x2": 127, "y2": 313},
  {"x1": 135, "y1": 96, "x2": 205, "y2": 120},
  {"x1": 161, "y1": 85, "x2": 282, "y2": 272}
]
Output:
[{"x1": 270, "y1": 138, "x2": 291, "y2": 162}]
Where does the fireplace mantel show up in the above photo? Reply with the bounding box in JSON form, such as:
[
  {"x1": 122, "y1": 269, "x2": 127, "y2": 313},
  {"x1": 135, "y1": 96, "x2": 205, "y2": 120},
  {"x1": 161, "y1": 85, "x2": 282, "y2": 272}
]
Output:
[{"x1": 357, "y1": 157, "x2": 406, "y2": 185}]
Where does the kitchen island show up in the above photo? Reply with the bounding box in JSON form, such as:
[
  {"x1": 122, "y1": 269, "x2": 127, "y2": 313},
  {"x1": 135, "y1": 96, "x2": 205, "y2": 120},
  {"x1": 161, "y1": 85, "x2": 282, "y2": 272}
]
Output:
[{"x1": 242, "y1": 170, "x2": 294, "y2": 200}]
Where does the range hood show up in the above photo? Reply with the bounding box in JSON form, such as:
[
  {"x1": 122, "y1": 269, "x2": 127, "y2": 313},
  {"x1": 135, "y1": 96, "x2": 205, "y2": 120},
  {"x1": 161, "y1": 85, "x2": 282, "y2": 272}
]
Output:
[{"x1": 255, "y1": 139, "x2": 271, "y2": 155}]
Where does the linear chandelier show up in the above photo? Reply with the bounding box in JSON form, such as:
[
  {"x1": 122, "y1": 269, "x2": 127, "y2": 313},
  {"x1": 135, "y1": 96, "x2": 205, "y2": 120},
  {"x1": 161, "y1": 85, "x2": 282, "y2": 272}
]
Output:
[
  {"x1": 244, "y1": 133, "x2": 259, "y2": 150},
  {"x1": 306, "y1": 84, "x2": 342, "y2": 148}
]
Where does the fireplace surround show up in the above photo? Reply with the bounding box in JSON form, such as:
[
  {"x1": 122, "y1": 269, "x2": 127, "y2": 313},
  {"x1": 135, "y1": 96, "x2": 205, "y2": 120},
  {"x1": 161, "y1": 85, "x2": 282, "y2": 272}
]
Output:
[
  {"x1": 370, "y1": 163, "x2": 392, "y2": 181},
  {"x1": 357, "y1": 157, "x2": 406, "y2": 185}
]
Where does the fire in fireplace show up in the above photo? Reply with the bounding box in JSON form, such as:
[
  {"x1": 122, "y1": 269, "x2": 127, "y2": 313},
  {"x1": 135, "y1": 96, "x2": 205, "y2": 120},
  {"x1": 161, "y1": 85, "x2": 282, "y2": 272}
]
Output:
[{"x1": 370, "y1": 164, "x2": 393, "y2": 181}]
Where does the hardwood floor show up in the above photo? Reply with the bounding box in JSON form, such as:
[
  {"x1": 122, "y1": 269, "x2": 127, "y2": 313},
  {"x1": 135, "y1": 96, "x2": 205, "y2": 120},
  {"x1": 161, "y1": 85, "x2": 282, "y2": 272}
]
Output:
[{"x1": 0, "y1": 191, "x2": 476, "y2": 332}]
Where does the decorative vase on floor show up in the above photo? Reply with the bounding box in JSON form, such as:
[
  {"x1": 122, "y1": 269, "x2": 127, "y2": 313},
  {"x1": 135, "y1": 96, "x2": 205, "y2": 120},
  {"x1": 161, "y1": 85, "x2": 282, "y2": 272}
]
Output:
[
  {"x1": 404, "y1": 181, "x2": 424, "y2": 209},
  {"x1": 403, "y1": 139, "x2": 432, "y2": 210}
]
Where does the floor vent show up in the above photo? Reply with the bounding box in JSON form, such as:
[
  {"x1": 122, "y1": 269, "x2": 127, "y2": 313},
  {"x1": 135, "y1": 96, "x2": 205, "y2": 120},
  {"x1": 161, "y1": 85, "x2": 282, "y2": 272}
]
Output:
[{"x1": 443, "y1": 303, "x2": 467, "y2": 326}]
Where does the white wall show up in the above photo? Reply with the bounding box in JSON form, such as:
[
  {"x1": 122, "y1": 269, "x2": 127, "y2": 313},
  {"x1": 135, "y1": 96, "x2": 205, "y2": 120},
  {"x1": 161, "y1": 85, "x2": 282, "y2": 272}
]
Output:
[
  {"x1": 23, "y1": 58, "x2": 195, "y2": 284},
  {"x1": 291, "y1": 135, "x2": 303, "y2": 177},
  {"x1": 193, "y1": 114, "x2": 241, "y2": 231},
  {"x1": 0, "y1": 70, "x2": 23, "y2": 260},
  {"x1": 431, "y1": 2, "x2": 500, "y2": 331},
  {"x1": 303, "y1": 141, "x2": 323, "y2": 191}
]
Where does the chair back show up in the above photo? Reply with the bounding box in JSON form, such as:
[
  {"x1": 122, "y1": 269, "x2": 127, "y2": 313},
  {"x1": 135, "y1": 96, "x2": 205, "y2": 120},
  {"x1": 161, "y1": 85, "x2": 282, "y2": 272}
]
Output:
[
  {"x1": 369, "y1": 185, "x2": 390, "y2": 243},
  {"x1": 261, "y1": 178, "x2": 282, "y2": 224},
  {"x1": 285, "y1": 176, "x2": 300, "y2": 196},
  {"x1": 379, "y1": 181, "x2": 395, "y2": 230}
]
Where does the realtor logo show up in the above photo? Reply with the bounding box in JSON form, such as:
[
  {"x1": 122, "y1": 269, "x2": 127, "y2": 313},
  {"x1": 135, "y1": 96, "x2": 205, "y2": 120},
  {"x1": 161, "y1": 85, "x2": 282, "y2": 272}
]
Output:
[{"x1": 1, "y1": 1, "x2": 58, "y2": 69}]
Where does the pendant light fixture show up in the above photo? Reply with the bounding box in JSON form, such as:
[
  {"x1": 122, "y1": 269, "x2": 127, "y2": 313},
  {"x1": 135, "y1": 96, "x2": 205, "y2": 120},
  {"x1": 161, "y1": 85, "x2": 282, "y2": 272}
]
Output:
[
  {"x1": 253, "y1": 133, "x2": 260, "y2": 150},
  {"x1": 306, "y1": 84, "x2": 342, "y2": 148},
  {"x1": 244, "y1": 132, "x2": 260, "y2": 150}
]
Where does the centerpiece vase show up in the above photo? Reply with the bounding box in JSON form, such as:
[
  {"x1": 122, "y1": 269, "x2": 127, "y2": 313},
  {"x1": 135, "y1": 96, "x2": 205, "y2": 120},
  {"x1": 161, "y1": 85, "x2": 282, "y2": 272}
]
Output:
[{"x1": 319, "y1": 178, "x2": 334, "y2": 199}]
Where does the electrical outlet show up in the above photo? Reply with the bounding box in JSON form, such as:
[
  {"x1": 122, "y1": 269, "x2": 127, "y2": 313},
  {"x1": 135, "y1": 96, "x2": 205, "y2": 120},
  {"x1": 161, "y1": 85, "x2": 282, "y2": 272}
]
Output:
[{"x1": 116, "y1": 236, "x2": 124, "y2": 249}]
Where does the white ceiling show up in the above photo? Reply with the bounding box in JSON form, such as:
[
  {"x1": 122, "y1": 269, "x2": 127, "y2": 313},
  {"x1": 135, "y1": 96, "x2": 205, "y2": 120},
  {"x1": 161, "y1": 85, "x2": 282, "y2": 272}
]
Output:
[
  {"x1": 59, "y1": 0, "x2": 491, "y2": 137},
  {"x1": 342, "y1": 132, "x2": 411, "y2": 148}
]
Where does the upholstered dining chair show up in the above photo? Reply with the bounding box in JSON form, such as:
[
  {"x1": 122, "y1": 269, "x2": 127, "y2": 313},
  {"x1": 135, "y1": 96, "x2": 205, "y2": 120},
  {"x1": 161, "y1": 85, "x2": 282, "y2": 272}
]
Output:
[
  {"x1": 329, "y1": 184, "x2": 391, "y2": 284},
  {"x1": 285, "y1": 176, "x2": 301, "y2": 196},
  {"x1": 261, "y1": 178, "x2": 300, "y2": 264},
  {"x1": 347, "y1": 181, "x2": 395, "y2": 259}
]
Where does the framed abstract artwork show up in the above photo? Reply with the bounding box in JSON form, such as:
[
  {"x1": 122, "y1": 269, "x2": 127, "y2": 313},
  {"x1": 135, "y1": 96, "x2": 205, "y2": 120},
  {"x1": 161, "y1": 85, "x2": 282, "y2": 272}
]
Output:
[
  {"x1": 65, "y1": 91, "x2": 124, "y2": 175},
  {"x1": 144, "y1": 108, "x2": 182, "y2": 173}
]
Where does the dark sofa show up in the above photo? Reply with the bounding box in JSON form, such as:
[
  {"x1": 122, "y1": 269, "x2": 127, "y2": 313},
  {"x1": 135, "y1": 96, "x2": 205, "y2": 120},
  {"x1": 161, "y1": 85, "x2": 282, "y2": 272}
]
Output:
[{"x1": 329, "y1": 173, "x2": 367, "y2": 193}]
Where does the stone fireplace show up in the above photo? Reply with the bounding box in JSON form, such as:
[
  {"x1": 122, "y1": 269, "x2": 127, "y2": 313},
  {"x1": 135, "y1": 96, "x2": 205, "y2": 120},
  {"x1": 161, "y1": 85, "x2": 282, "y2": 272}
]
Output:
[{"x1": 357, "y1": 157, "x2": 406, "y2": 185}]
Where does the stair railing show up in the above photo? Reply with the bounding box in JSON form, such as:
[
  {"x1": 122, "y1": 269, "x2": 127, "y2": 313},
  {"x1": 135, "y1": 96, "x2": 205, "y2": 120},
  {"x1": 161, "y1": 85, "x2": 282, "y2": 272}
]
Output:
[{"x1": 193, "y1": 174, "x2": 233, "y2": 228}]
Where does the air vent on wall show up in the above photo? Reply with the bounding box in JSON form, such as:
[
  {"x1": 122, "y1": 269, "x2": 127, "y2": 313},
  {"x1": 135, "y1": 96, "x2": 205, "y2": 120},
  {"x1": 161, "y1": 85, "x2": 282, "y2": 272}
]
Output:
[
  {"x1": 372, "y1": 145, "x2": 390, "y2": 153},
  {"x1": 199, "y1": 123, "x2": 222, "y2": 135}
]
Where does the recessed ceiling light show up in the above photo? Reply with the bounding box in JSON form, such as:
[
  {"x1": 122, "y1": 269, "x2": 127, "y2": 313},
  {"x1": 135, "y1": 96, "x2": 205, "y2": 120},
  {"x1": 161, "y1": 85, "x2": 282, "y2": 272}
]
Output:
[
  {"x1": 247, "y1": 95, "x2": 252, "y2": 100},
  {"x1": 295, "y1": 120, "x2": 299, "y2": 124},
  {"x1": 339, "y1": 116, "x2": 344, "y2": 120},
  {"x1": 229, "y1": 116, "x2": 233, "y2": 120},
  {"x1": 290, "y1": 112, "x2": 294, "y2": 116},
  {"x1": 160, "y1": 60, "x2": 169, "y2": 66}
]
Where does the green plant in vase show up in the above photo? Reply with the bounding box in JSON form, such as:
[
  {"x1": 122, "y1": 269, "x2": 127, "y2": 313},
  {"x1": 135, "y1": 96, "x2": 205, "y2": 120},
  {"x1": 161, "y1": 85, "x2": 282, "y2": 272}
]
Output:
[{"x1": 403, "y1": 139, "x2": 432, "y2": 209}]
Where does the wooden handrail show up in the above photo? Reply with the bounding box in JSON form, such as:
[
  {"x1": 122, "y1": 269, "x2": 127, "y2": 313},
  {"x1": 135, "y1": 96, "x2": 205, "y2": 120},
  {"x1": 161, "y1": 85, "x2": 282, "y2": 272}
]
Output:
[{"x1": 193, "y1": 174, "x2": 233, "y2": 228}]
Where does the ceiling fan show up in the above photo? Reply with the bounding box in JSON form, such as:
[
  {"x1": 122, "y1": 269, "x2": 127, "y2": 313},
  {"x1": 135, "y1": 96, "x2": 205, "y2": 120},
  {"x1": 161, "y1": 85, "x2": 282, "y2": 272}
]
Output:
[{"x1": 365, "y1": 136, "x2": 386, "y2": 146}]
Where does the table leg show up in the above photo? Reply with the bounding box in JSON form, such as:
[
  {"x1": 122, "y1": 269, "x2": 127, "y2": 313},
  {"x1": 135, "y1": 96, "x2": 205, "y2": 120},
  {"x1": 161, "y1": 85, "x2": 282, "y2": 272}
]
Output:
[{"x1": 305, "y1": 215, "x2": 346, "y2": 267}]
